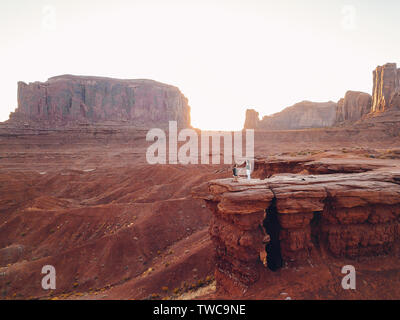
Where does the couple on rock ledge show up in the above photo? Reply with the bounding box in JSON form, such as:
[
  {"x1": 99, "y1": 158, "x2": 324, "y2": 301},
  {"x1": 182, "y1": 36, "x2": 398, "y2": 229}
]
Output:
[{"x1": 232, "y1": 160, "x2": 251, "y2": 182}]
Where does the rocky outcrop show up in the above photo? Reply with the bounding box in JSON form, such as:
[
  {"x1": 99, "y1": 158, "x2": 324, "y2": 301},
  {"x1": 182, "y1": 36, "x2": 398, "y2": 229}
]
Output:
[
  {"x1": 193, "y1": 179, "x2": 274, "y2": 291},
  {"x1": 335, "y1": 91, "x2": 372, "y2": 124},
  {"x1": 372, "y1": 63, "x2": 400, "y2": 112},
  {"x1": 193, "y1": 158, "x2": 400, "y2": 293},
  {"x1": 389, "y1": 92, "x2": 400, "y2": 109},
  {"x1": 244, "y1": 63, "x2": 400, "y2": 130},
  {"x1": 243, "y1": 109, "x2": 259, "y2": 129},
  {"x1": 247, "y1": 101, "x2": 337, "y2": 130},
  {"x1": 8, "y1": 75, "x2": 191, "y2": 128}
]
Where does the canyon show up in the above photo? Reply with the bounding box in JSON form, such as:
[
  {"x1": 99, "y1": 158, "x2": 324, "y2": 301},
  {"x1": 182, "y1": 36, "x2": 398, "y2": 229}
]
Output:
[
  {"x1": 1, "y1": 63, "x2": 400, "y2": 300},
  {"x1": 1, "y1": 123, "x2": 400, "y2": 299}
]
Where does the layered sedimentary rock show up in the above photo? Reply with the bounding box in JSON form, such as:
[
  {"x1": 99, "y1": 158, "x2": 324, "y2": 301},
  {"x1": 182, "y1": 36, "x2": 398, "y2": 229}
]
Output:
[
  {"x1": 335, "y1": 91, "x2": 372, "y2": 124},
  {"x1": 245, "y1": 101, "x2": 337, "y2": 130},
  {"x1": 244, "y1": 62, "x2": 400, "y2": 130},
  {"x1": 372, "y1": 63, "x2": 400, "y2": 112},
  {"x1": 193, "y1": 179, "x2": 274, "y2": 291},
  {"x1": 193, "y1": 159, "x2": 400, "y2": 292},
  {"x1": 8, "y1": 75, "x2": 191, "y2": 128}
]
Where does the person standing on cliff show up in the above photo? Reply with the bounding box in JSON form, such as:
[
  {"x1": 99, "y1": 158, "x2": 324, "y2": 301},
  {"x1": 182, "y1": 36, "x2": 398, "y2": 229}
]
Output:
[
  {"x1": 246, "y1": 160, "x2": 251, "y2": 180},
  {"x1": 232, "y1": 164, "x2": 239, "y2": 182}
]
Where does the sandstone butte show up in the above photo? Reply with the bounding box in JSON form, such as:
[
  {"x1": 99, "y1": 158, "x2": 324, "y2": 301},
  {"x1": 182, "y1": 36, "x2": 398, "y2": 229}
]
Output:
[
  {"x1": 244, "y1": 63, "x2": 400, "y2": 130},
  {"x1": 192, "y1": 158, "x2": 400, "y2": 295},
  {"x1": 7, "y1": 74, "x2": 191, "y2": 128},
  {"x1": 335, "y1": 91, "x2": 372, "y2": 124},
  {"x1": 372, "y1": 63, "x2": 400, "y2": 112}
]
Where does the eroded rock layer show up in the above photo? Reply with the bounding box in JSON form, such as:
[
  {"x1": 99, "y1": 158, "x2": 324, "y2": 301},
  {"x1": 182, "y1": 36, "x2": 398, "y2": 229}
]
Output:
[
  {"x1": 193, "y1": 159, "x2": 400, "y2": 293},
  {"x1": 244, "y1": 62, "x2": 400, "y2": 130},
  {"x1": 253, "y1": 101, "x2": 337, "y2": 130},
  {"x1": 372, "y1": 63, "x2": 400, "y2": 112},
  {"x1": 243, "y1": 109, "x2": 260, "y2": 130},
  {"x1": 335, "y1": 91, "x2": 372, "y2": 124},
  {"x1": 8, "y1": 75, "x2": 191, "y2": 128}
]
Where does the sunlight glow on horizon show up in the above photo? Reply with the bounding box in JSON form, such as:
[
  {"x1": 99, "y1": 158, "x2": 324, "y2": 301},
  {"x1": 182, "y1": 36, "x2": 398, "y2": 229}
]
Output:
[{"x1": 1, "y1": 0, "x2": 400, "y2": 131}]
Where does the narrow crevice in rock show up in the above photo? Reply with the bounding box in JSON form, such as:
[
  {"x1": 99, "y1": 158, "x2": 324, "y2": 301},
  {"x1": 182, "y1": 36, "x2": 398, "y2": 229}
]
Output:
[
  {"x1": 392, "y1": 177, "x2": 400, "y2": 185},
  {"x1": 310, "y1": 211, "x2": 322, "y2": 249},
  {"x1": 263, "y1": 197, "x2": 283, "y2": 271}
]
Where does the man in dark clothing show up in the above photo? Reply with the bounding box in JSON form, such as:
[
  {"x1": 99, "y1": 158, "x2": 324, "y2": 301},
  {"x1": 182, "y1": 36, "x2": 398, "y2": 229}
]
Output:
[{"x1": 232, "y1": 164, "x2": 239, "y2": 182}]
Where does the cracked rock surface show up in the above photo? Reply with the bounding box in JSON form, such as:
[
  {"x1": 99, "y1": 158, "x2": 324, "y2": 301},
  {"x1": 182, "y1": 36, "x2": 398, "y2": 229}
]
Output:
[{"x1": 193, "y1": 158, "x2": 400, "y2": 293}]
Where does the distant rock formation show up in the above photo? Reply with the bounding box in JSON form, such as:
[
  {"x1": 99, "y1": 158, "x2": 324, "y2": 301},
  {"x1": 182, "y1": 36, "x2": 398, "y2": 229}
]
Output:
[
  {"x1": 8, "y1": 75, "x2": 191, "y2": 128},
  {"x1": 244, "y1": 63, "x2": 400, "y2": 130},
  {"x1": 245, "y1": 101, "x2": 337, "y2": 131},
  {"x1": 372, "y1": 63, "x2": 400, "y2": 112},
  {"x1": 243, "y1": 109, "x2": 259, "y2": 129},
  {"x1": 335, "y1": 91, "x2": 372, "y2": 124}
]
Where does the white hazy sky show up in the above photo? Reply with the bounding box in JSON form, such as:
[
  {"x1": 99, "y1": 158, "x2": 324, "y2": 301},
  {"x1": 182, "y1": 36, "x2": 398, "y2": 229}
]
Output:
[{"x1": 1, "y1": 0, "x2": 399, "y2": 130}]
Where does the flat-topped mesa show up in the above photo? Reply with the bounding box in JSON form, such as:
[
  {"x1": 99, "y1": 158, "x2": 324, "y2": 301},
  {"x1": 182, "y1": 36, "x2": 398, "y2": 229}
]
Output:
[
  {"x1": 242, "y1": 100, "x2": 338, "y2": 131},
  {"x1": 372, "y1": 63, "x2": 400, "y2": 112},
  {"x1": 256, "y1": 101, "x2": 337, "y2": 130},
  {"x1": 8, "y1": 75, "x2": 191, "y2": 128},
  {"x1": 193, "y1": 163, "x2": 400, "y2": 293}
]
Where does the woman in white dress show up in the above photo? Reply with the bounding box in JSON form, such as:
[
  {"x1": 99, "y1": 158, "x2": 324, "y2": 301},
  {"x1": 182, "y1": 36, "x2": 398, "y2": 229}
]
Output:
[{"x1": 246, "y1": 160, "x2": 251, "y2": 180}]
